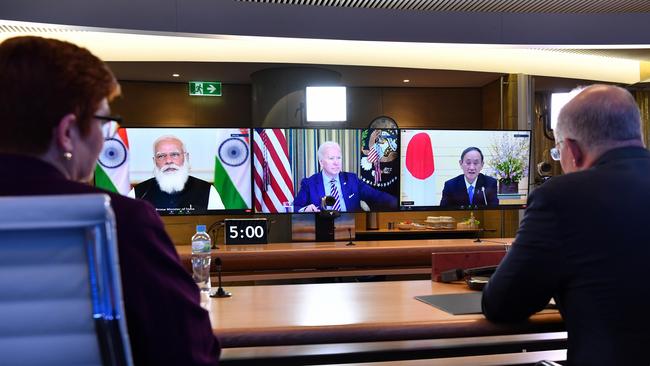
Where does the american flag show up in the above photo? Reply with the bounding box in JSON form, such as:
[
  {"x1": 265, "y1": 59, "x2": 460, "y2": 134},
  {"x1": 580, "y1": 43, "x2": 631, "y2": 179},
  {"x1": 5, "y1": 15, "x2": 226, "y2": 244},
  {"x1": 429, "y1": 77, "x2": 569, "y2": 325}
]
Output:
[
  {"x1": 367, "y1": 143, "x2": 382, "y2": 185},
  {"x1": 253, "y1": 129, "x2": 294, "y2": 213}
]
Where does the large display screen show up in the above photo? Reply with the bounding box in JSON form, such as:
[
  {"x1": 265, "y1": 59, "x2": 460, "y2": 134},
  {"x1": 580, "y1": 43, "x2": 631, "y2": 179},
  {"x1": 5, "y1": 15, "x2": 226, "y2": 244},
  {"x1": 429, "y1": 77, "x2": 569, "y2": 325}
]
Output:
[
  {"x1": 400, "y1": 129, "x2": 531, "y2": 211},
  {"x1": 253, "y1": 128, "x2": 400, "y2": 213},
  {"x1": 94, "y1": 126, "x2": 531, "y2": 216},
  {"x1": 95, "y1": 127, "x2": 252, "y2": 215}
]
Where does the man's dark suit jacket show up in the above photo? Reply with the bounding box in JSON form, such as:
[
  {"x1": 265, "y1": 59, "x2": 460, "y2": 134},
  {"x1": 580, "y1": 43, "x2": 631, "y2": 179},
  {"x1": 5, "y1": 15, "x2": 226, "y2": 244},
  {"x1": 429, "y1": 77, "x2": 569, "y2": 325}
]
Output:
[
  {"x1": 482, "y1": 147, "x2": 650, "y2": 366},
  {"x1": 439, "y1": 173, "x2": 498, "y2": 207},
  {"x1": 135, "y1": 176, "x2": 211, "y2": 211},
  {"x1": 0, "y1": 154, "x2": 220, "y2": 366},
  {"x1": 293, "y1": 171, "x2": 397, "y2": 212}
]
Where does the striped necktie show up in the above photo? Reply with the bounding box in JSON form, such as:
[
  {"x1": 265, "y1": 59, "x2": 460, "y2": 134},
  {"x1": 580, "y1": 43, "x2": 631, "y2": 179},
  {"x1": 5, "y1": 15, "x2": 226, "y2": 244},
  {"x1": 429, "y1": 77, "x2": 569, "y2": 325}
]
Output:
[{"x1": 329, "y1": 179, "x2": 341, "y2": 211}]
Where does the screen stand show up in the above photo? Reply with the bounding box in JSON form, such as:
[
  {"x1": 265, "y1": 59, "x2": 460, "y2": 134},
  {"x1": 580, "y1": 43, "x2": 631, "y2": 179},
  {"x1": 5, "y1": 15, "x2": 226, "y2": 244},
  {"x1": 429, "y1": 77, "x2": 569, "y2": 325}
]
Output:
[{"x1": 315, "y1": 210, "x2": 339, "y2": 242}]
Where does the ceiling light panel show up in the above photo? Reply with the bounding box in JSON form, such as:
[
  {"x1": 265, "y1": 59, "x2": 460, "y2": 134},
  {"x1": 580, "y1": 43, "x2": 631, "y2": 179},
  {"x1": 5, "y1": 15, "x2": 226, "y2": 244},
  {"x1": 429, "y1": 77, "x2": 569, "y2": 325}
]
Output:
[{"x1": 0, "y1": 20, "x2": 642, "y2": 84}]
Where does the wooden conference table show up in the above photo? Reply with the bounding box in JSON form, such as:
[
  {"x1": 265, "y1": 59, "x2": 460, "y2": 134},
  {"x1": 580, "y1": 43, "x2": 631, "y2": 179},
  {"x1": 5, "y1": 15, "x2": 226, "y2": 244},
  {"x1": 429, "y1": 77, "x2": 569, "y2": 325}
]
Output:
[
  {"x1": 177, "y1": 238, "x2": 513, "y2": 281},
  {"x1": 206, "y1": 280, "x2": 565, "y2": 364}
]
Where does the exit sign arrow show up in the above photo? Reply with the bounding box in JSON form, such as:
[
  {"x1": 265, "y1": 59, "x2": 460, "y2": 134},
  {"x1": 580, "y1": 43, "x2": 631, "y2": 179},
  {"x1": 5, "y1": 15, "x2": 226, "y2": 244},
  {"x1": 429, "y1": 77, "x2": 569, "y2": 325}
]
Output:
[{"x1": 189, "y1": 81, "x2": 222, "y2": 96}]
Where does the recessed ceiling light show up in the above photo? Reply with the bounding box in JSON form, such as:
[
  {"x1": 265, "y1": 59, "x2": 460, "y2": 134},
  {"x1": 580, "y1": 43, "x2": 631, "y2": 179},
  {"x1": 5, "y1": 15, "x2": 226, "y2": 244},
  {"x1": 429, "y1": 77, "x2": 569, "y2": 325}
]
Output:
[
  {"x1": 172, "y1": 73, "x2": 180, "y2": 77},
  {"x1": 403, "y1": 79, "x2": 410, "y2": 83}
]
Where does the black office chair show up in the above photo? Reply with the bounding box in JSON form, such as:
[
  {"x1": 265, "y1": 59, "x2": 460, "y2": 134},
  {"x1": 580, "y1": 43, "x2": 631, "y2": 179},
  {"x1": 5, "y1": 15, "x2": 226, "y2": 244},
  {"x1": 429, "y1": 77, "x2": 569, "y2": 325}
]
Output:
[{"x1": 0, "y1": 194, "x2": 133, "y2": 366}]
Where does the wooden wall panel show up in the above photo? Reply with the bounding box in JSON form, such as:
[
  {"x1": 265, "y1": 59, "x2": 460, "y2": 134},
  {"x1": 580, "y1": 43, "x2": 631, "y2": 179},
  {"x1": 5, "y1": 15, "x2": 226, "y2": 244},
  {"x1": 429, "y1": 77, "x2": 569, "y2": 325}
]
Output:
[
  {"x1": 381, "y1": 88, "x2": 482, "y2": 128},
  {"x1": 355, "y1": 211, "x2": 481, "y2": 230},
  {"x1": 194, "y1": 85, "x2": 251, "y2": 126},
  {"x1": 111, "y1": 81, "x2": 251, "y2": 126},
  {"x1": 428, "y1": 89, "x2": 482, "y2": 129},
  {"x1": 498, "y1": 75, "x2": 523, "y2": 238},
  {"x1": 346, "y1": 87, "x2": 383, "y2": 128},
  {"x1": 503, "y1": 75, "x2": 519, "y2": 130},
  {"x1": 482, "y1": 78, "x2": 502, "y2": 130},
  {"x1": 112, "y1": 82, "x2": 482, "y2": 130}
]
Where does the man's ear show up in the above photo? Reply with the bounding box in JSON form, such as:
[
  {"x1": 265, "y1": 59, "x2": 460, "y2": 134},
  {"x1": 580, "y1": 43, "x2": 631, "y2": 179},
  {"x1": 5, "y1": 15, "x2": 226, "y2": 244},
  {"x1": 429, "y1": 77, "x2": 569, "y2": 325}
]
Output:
[
  {"x1": 565, "y1": 138, "x2": 584, "y2": 168},
  {"x1": 54, "y1": 113, "x2": 77, "y2": 153}
]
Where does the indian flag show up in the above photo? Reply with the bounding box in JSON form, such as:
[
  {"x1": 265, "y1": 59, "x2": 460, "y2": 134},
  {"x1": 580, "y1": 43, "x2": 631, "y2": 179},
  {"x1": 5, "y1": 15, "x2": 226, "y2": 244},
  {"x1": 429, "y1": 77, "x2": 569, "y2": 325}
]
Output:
[
  {"x1": 213, "y1": 128, "x2": 251, "y2": 209},
  {"x1": 95, "y1": 126, "x2": 130, "y2": 195}
]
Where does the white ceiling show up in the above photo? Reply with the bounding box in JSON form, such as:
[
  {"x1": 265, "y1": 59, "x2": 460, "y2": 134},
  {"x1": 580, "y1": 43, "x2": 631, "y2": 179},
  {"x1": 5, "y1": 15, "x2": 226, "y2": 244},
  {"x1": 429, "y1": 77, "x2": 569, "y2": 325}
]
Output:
[
  {"x1": 0, "y1": 21, "x2": 643, "y2": 85},
  {"x1": 2, "y1": 1, "x2": 650, "y2": 86}
]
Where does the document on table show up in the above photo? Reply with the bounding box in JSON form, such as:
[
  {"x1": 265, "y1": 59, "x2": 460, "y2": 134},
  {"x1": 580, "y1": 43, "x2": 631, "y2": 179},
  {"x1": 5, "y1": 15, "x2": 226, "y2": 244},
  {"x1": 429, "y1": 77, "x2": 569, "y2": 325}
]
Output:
[{"x1": 415, "y1": 293, "x2": 483, "y2": 315}]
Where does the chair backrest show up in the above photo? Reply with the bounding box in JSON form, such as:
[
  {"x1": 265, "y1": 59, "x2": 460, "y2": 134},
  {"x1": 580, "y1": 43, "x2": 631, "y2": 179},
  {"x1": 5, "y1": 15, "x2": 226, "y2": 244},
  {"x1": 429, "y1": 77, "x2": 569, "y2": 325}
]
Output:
[{"x1": 0, "y1": 194, "x2": 133, "y2": 366}]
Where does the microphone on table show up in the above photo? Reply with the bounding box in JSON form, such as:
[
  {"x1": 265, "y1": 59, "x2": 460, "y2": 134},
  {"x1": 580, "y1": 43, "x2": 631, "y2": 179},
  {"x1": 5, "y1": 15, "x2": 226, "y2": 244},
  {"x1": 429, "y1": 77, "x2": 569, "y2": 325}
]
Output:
[
  {"x1": 474, "y1": 228, "x2": 499, "y2": 243},
  {"x1": 320, "y1": 195, "x2": 340, "y2": 218},
  {"x1": 346, "y1": 227, "x2": 355, "y2": 246},
  {"x1": 321, "y1": 195, "x2": 336, "y2": 209},
  {"x1": 210, "y1": 257, "x2": 232, "y2": 298},
  {"x1": 481, "y1": 187, "x2": 488, "y2": 205}
]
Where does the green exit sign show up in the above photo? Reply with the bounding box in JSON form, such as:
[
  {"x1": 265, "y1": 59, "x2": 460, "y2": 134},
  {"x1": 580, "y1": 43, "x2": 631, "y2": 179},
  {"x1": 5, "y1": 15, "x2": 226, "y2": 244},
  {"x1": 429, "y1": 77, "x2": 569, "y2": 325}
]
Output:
[{"x1": 189, "y1": 81, "x2": 222, "y2": 96}]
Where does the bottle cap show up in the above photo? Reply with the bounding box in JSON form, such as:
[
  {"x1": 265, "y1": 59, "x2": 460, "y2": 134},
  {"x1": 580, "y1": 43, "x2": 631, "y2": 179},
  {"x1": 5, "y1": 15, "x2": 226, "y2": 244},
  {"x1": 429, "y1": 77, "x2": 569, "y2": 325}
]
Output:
[{"x1": 196, "y1": 224, "x2": 206, "y2": 232}]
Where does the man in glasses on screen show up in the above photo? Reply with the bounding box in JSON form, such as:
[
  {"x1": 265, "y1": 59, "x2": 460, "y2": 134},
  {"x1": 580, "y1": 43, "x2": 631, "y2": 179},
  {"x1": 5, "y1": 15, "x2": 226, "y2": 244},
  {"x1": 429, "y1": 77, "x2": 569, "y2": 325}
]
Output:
[
  {"x1": 294, "y1": 141, "x2": 397, "y2": 213},
  {"x1": 128, "y1": 135, "x2": 224, "y2": 213}
]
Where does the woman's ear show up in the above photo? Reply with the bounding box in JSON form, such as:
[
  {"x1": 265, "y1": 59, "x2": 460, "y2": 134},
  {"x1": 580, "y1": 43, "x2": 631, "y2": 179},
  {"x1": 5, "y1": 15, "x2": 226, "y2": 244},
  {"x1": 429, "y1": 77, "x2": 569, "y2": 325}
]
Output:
[{"x1": 53, "y1": 113, "x2": 77, "y2": 153}]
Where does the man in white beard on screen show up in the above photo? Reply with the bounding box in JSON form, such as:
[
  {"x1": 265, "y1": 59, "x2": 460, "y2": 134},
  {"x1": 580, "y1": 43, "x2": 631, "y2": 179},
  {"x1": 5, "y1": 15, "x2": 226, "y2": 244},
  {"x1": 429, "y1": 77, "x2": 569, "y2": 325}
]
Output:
[
  {"x1": 129, "y1": 135, "x2": 224, "y2": 213},
  {"x1": 154, "y1": 159, "x2": 190, "y2": 193}
]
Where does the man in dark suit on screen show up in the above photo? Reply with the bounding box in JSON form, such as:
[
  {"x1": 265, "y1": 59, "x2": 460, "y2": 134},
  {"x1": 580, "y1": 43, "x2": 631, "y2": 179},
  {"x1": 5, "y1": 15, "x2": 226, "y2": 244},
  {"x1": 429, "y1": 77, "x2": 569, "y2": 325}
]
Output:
[
  {"x1": 128, "y1": 135, "x2": 224, "y2": 213},
  {"x1": 482, "y1": 84, "x2": 650, "y2": 366},
  {"x1": 439, "y1": 147, "x2": 499, "y2": 207},
  {"x1": 293, "y1": 141, "x2": 397, "y2": 212}
]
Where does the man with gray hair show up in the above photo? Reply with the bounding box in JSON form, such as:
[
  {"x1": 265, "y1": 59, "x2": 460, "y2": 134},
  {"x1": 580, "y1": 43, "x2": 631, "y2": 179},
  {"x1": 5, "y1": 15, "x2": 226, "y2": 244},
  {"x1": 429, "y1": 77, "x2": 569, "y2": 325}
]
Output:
[
  {"x1": 129, "y1": 135, "x2": 224, "y2": 213},
  {"x1": 482, "y1": 84, "x2": 650, "y2": 365},
  {"x1": 294, "y1": 141, "x2": 397, "y2": 212}
]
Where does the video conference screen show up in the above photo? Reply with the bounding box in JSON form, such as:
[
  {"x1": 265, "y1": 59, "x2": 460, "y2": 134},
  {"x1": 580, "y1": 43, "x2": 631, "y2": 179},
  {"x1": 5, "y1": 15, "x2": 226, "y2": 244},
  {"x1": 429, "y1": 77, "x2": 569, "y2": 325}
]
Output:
[
  {"x1": 253, "y1": 128, "x2": 400, "y2": 214},
  {"x1": 400, "y1": 129, "x2": 531, "y2": 210},
  {"x1": 94, "y1": 127, "x2": 252, "y2": 215},
  {"x1": 94, "y1": 126, "x2": 531, "y2": 215}
]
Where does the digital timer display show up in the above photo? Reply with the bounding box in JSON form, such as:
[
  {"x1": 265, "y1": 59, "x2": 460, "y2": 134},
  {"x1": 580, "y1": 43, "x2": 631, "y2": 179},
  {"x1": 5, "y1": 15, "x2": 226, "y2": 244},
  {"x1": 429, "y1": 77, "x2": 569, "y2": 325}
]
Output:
[{"x1": 224, "y1": 218, "x2": 268, "y2": 245}]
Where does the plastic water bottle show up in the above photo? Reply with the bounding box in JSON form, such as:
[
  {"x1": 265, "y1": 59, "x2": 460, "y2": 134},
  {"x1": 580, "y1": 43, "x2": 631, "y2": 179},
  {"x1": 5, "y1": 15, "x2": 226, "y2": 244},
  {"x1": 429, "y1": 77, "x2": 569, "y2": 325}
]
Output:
[{"x1": 191, "y1": 224, "x2": 211, "y2": 293}]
